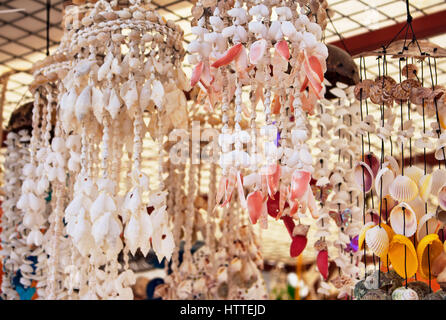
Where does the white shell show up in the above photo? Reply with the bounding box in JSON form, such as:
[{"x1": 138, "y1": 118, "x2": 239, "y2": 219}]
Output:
[
  {"x1": 389, "y1": 202, "x2": 418, "y2": 237},
  {"x1": 365, "y1": 225, "x2": 389, "y2": 258},
  {"x1": 389, "y1": 175, "x2": 418, "y2": 202}
]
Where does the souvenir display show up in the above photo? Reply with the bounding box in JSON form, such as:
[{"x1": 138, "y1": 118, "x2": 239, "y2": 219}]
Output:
[{"x1": 0, "y1": 0, "x2": 445, "y2": 301}]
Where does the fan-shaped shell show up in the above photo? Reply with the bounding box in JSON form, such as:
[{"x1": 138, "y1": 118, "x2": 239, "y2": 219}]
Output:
[
  {"x1": 407, "y1": 196, "x2": 425, "y2": 222},
  {"x1": 417, "y1": 234, "x2": 444, "y2": 280},
  {"x1": 384, "y1": 155, "x2": 400, "y2": 175},
  {"x1": 378, "y1": 195, "x2": 397, "y2": 222},
  {"x1": 365, "y1": 225, "x2": 389, "y2": 258},
  {"x1": 389, "y1": 175, "x2": 418, "y2": 202},
  {"x1": 358, "y1": 222, "x2": 375, "y2": 250},
  {"x1": 364, "y1": 152, "x2": 379, "y2": 178},
  {"x1": 417, "y1": 173, "x2": 432, "y2": 203},
  {"x1": 416, "y1": 212, "x2": 441, "y2": 242},
  {"x1": 436, "y1": 206, "x2": 446, "y2": 224},
  {"x1": 431, "y1": 169, "x2": 446, "y2": 195},
  {"x1": 374, "y1": 167, "x2": 394, "y2": 197},
  {"x1": 389, "y1": 202, "x2": 418, "y2": 237},
  {"x1": 391, "y1": 287, "x2": 419, "y2": 300},
  {"x1": 388, "y1": 235, "x2": 418, "y2": 279},
  {"x1": 405, "y1": 166, "x2": 424, "y2": 185},
  {"x1": 354, "y1": 161, "x2": 374, "y2": 193}
]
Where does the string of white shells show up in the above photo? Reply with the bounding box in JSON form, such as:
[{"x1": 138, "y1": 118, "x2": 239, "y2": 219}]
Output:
[{"x1": 0, "y1": 131, "x2": 31, "y2": 299}]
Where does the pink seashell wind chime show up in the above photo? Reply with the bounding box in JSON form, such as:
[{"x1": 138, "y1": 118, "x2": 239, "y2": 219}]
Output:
[{"x1": 187, "y1": 0, "x2": 329, "y2": 276}]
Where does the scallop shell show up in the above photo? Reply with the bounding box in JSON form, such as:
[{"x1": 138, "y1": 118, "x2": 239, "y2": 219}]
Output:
[
  {"x1": 418, "y1": 173, "x2": 432, "y2": 202},
  {"x1": 401, "y1": 64, "x2": 418, "y2": 79},
  {"x1": 384, "y1": 155, "x2": 400, "y2": 175},
  {"x1": 374, "y1": 167, "x2": 394, "y2": 197},
  {"x1": 365, "y1": 225, "x2": 389, "y2": 258},
  {"x1": 392, "y1": 287, "x2": 419, "y2": 300},
  {"x1": 354, "y1": 80, "x2": 373, "y2": 100},
  {"x1": 388, "y1": 235, "x2": 418, "y2": 278},
  {"x1": 389, "y1": 175, "x2": 418, "y2": 202},
  {"x1": 417, "y1": 234, "x2": 444, "y2": 280},
  {"x1": 416, "y1": 212, "x2": 440, "y2": 242},
  {"x1": 431, "y1": 169, "x2": 446, "y2": 195},
  {"x1": 358, "y1": 222, "x2": 375, "y2": 250},
  {"x1": 378, "y1": 194, "x2": 397, "y2": 222},
  {"x1": 364, "y1": 152, "x2": 379, "y2": 178},
  {"x1": 439, "y1": 184, "x2": 446, "y2": 210},
  {"x1": 354, "y1": 161, "x2": 374, "y2": 193},
  {"x1": 405, "y1": 166, "x2": 424, "y2": 185},
  {"x1": 436, "y1": 206, "x2": 446, "y2": 224},
  {"x1": 389, "y1": 202, "x2": 418, "y2": 237},
  {"x1": 407, "y1": 196, "x2": 425, "y2": 222},
  {"x1": 434, "y1": 139, "x2": 446, "y2": 161}
]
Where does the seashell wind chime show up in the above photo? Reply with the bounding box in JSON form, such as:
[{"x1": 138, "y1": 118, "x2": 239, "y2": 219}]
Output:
[
  {"x1": 9, "y1": 0, "x2": 188, "y2": 300},
  {"x1": 351, "y1": 7, "x2": 446, "y2": 299},
  {"x1": 188, "y1": 0, "x2": 328, "y2": 268},
  {"x1": 1, "y1": 130, "x2": 32, "y2": 299},
  {"x1": 309, "y1": 84, "x2": 365, "y2": 298}
]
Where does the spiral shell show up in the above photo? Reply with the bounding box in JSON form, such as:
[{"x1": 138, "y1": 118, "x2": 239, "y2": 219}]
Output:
[
  {"x1": 389, "y1": 175, "x2": 418, "y2": 202},
  {"x1": 389, "y1": 202, "x2": 418, "y2": 237},
  {"x1": 369, "y1": 84, "x2": 383, "y2": 105},
  {"x1": 365, "y1": 225, "x2": 389, "y2": 258},
  {"x1": 391, "y1": 83, "x2": 409, "y2": 102},
  {"x1": 354, "y1": 79, "x2": 374, "y2": 100},
  {"x1": 401, "y1": 78, "x2": 421, "y2": 91}
]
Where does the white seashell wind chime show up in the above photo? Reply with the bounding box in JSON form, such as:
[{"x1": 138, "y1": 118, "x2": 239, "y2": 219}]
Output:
[
  {"x1": 1, "y1": 130, "x2": 32, "y2": 299},
  {"x1": 5, "y1": 0, "x2": 187, "y2": 300},
  {"x1": 309, "y1": 84, "x2": 365, "y2": 299}
]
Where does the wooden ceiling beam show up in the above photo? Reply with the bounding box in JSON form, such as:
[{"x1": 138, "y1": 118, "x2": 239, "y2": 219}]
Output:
[{"x1": 329, "y1": 9, "x2": 446, "y2": 56}]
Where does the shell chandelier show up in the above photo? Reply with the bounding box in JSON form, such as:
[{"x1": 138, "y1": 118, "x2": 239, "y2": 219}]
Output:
[{"x1": 5, "y1": 0, "x2": 187, "y2": 300}]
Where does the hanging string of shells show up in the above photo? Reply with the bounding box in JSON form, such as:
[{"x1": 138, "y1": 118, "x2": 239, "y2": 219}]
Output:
[
  {"x1": 352, "y1": 39, "x2": 446, "y2": 300},
  {"x1": 188, "y1": 0, "x2": 329, "y2": 267},
  {"x1": 1, "y1": 130, "x2": 32, "y2": 299},
  {"x1": 0, "y1": 0, "x2": 188, "y2": 300},
  {"x1": 306, "y1": 83, "x2": 365, "y2": 299}
]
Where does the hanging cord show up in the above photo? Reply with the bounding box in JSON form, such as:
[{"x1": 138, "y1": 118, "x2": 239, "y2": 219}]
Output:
[
  {"x1": 327, "y1": 13, "x2": 351, "y2": 56},
  {"x1": 46, "y1": 0, "x2": 50, "y2": 56}
]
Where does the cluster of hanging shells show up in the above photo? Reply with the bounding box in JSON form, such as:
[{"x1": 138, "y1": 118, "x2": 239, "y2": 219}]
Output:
[
  {"x1": 1, "y1": 0, "x2": 190, "y2": 300},
  {"x1": 350, "y1": 50, "x2": 446, "y2": 299},
  {"x1": 3, "y1": 0, "x2": 446, "y2": 302}
]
